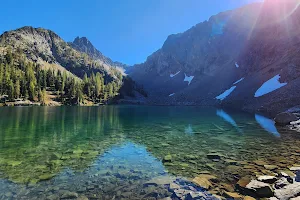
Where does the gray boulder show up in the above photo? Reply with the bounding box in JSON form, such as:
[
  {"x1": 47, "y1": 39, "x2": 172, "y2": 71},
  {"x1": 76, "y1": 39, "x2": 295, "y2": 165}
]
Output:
[
  {"x1": 275, "y1": 182, "x2": 300, "y2": 200},
  {"x1": 246, "y1": 180, "x2": 274, "y2": 198}
]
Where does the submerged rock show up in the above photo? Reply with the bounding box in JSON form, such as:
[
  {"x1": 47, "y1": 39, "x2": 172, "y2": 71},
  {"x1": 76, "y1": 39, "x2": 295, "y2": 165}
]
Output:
[
  {"x1": 264, "y1": 165, "x2": 278, "y2": 171},
  {"x1": 169, "y1": 183, "x2": 180, "y2": 190},
  {"x1": 46, "y1": 194, "x2": 59, "y2": 200},
  {"x1": 192, "y1": 177, "x2": 212, "y2": 190},
  {"x1": 76, "y1": 196, "x2": 89, "y2": 200},
  {"x1": 223, "y1": 191, "x2": 243, "y2": 199},
  {"x1": 236, "y1": 177, "x2": 251, "y2": 191},
  {"x1": 253, "y1": 160, "x2": 267, "y2": 166},
  {"x1": 144, "y1": 176, "x2": 175, "y2": 187},
  {"x1": 243, "y1": 196, "x2": 256, "y2": 200},
  {"x1": 275, "y1": 112, "x2": 298, "y2": 126},
  {"x1": 163, "y1": 155, "x2": 172, "y2": 162},
  {"x1": 38, "y1": 174, "x2": 55, "y2": 181},
  {"x1": 207, "y1": 153, "x2": 221, "y2": 160},
  {"x1": 60, "y1": 191, "x2": 79, "y2": 199}
]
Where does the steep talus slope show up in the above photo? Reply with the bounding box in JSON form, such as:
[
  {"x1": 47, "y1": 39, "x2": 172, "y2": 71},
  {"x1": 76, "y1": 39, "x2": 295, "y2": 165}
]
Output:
[{"x1": 130, "y1": 0, "x2": 300, "y2": 116}]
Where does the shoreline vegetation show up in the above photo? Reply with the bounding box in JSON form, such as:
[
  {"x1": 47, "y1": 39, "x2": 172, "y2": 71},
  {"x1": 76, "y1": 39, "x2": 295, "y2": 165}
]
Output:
[{"x1": 0, "y1": 50, "x2": 146, "y2": 107}]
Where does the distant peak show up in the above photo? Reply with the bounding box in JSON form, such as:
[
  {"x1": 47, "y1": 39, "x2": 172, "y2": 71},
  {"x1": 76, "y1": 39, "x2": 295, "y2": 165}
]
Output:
[{"x1": 73, "y1": 36, "x2": 90, "y2": 45}]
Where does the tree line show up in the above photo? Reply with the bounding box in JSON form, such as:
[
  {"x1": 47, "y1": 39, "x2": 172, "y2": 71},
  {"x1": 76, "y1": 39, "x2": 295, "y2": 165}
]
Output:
[{"x1": 0, "y1": 50, "x2": 122, "y2": 105}]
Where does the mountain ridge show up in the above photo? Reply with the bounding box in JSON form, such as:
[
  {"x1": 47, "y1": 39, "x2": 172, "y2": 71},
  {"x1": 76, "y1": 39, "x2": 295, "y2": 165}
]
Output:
[
  {"x1": 129, "y1": 0, "x2": 300, "y2": 117},
  {"x1": 70, "y1": 36, "x2": 128, "y2": 71}
]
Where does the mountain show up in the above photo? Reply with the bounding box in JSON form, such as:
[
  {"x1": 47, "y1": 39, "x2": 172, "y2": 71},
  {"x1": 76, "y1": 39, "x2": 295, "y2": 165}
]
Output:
[
  {"x1": 129, "y1": 0, "x2": 300, "y2": 117},
  {"x1": 0, "y1": 26, "x2": 123, "y2": 80},
  {"x1": 70, "y1": 36, "x2": 128, "y2": 72},
  {"x1": 0, "y1": 26, "x2": 144, "y2": 105}
]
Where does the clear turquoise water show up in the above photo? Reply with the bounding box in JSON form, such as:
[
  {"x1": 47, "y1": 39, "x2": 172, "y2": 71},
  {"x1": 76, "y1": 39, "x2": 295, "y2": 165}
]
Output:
[{"x1": 0, "y1": 106, "x2": 299, "y2": 199}]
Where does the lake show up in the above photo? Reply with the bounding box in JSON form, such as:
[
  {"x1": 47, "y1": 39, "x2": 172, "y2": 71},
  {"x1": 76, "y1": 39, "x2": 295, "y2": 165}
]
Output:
[{"x1": 0, "y1": 106, "x2": 299, "y2": 200}]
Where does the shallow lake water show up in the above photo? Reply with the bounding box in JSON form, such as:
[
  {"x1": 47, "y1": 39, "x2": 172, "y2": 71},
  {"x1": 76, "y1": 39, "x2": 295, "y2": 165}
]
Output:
[{"x1": 0, "y1": 106, "x2": 299, "y2": 200}]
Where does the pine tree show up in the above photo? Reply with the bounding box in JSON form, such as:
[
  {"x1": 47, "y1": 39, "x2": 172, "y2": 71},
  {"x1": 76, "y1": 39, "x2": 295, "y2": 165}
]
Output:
[
  {"x1": 38, "y1": 88, "x2": 46, "y2": 105},
  {"x1": 8, "y1": 79, "x2": 14, "y2": 101},
  {"x1": 29, "y1": 81, "x2": 36, "y2": 101},
  {"x1": 15, "y1": 80, "x2": 21, "y2": 99},
  {"x1": 95, "y1": 72, "x2": 102, "y2": 99}
]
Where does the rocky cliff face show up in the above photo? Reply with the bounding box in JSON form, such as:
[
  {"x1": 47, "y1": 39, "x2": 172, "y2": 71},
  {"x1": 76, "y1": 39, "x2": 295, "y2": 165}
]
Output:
[
  {"x1": 130, "y1": 0, "x2": 300, "y2": 116},
  {"x1": 70, "y1": 37, "x2": 128, "y2": 71}
]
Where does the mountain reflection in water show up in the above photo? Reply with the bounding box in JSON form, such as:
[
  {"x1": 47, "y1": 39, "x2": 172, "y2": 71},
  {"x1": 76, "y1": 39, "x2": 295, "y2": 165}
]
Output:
[{"x1": 0, "y1": 106, "x2": 299, "y2": 199}]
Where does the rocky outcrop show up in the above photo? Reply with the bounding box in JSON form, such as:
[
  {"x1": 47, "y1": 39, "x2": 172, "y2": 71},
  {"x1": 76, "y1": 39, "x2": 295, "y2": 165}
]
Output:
[
  {"x1": 129, "y1": 0, "x2": 300, "y2": 117},
  {"x1": 70, "y1": 37, "x2": 128, "y2": 71},
  {"x1": 275, "y1": 112, "x2": 298, "y2": 125}
]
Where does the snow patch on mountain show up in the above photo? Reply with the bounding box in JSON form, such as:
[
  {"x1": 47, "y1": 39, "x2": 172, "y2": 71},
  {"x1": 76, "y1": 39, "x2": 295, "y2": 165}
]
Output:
[
  {"x1": 235, "y1": 62, "x2": 239, "y2": 68},
  {"x1": 170, "y1": 71, "x2": 181, "y2": 78},
  {"x1": 216, "y1": 86, "x2": 236, "y2": 101},
  {"x1": 233, "y1": 77, "x2": 244, "y2": 85},
  {"x1": 255, "y1": 74, "x2": 287, "y2": 97},
  {"x1": 184, "y1": 74, "x2": 194, "y2": 85}
]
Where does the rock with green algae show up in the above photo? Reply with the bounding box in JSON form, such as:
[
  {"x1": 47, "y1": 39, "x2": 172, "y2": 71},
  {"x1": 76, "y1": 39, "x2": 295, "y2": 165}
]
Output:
[
  {"x1": 73, "y1": 149, "x2": 83, "y2": 155},
  {"x1": 60, "y1": 155, "x2": 71, "y2": 160},
  {"x1": 46, "y1": 194, "x2": 60, "y2": 200},
  {"x1": 185, "y1": 155, "x2": 197, "y2": 160},
  {"x1": 264, "y1": 165, "x2": 278, "y2": 170},
  {"x1": 50, "y1": 160, "x2": 63, "y2": 166},
  {"x1": 76, "y1": 196, "x2": 89, "y2": 200},
  {"x1": 29, "y1": 178, "x2": 39, "y2": 185},
  {"x1": 206, "y1": 163, "x2": 216, "y2": 170},
  {"x1": 6, "y1": 160, "x2": 22, "y2": 167},
  {"x1": 164, "y1": 162, "x2": 174, "y2": 166},
  {"x1": 49, "y1": 152, "x2": 62, "y2": 160},
  {"x1": 39, "y1": 173, "x2": 55, "y2": 181},
  {"x1": 34, "y1": 165, "x2": 48, "y2": 170},
  {"x1": 163, "y1": 155, "x2": 172, "y2": 162},
  {"x1": 179, "y1": 163, "x2": 189, "y2": 168},
  {"x1": 253, "y1": 160, "x2": 268, "y2": 166},
  {"x1": 188, "y1": 160, "x2": 197, "y2": 164},
  {"x1": 224, "y1": 159, "x2": 239, "y2": 165},
  {"x1": 60, "y1": 191, "x2": 78, "y2": 199}
]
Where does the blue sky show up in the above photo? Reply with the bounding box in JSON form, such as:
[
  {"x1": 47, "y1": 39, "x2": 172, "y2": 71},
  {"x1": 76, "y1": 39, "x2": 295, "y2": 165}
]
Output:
[{"x1": 1, "y1": 0, "x2": 261, "y2": 65}]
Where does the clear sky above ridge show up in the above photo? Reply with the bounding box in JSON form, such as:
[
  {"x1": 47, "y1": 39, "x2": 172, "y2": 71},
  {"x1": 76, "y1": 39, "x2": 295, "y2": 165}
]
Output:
[{"x1": 1, "y1": 0, "x2": 262, "y2": 65}]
